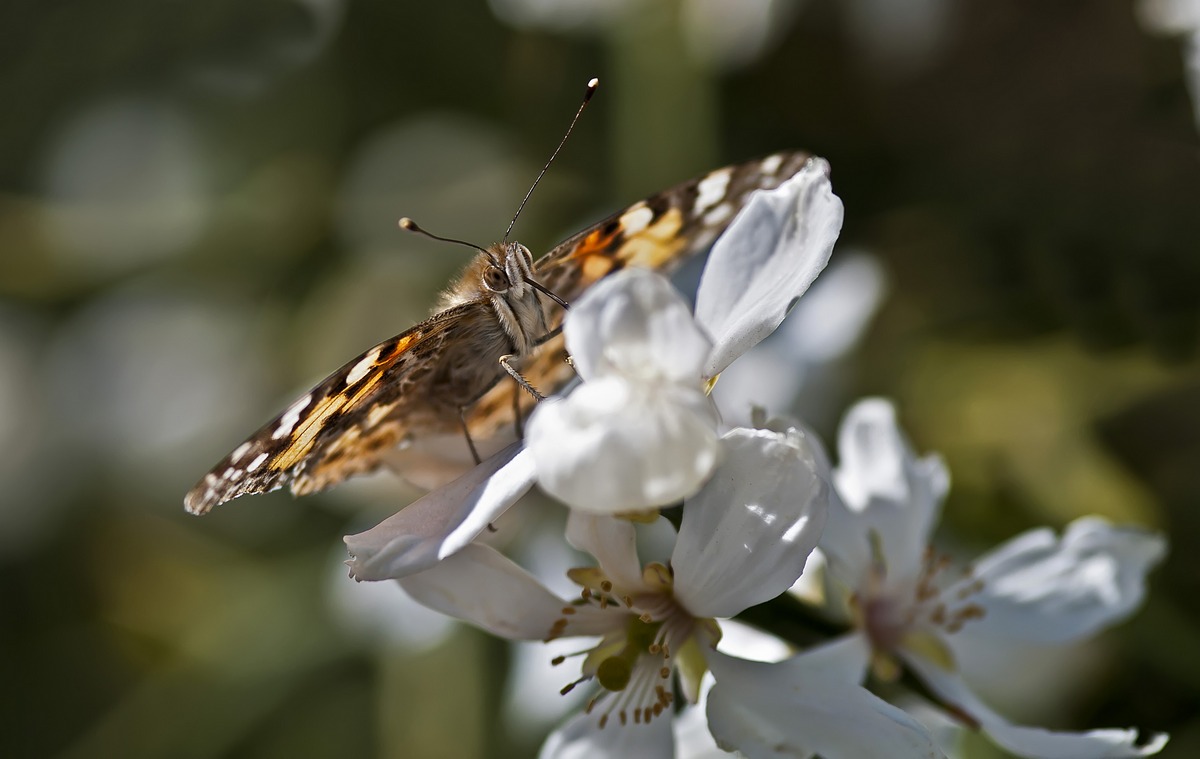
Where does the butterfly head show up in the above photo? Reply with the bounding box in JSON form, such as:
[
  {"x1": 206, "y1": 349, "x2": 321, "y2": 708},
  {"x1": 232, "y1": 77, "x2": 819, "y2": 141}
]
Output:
[
  {"x1": 483, "y1": 242, "x2": 536, "y2": 298},
  {"x1": 479, "y1": 242, "x2": 549, "y2": 354}
]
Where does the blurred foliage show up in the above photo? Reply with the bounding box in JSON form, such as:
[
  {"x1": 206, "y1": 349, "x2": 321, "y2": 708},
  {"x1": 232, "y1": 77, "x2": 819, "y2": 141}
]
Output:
[{"x1": 1, "y1": 0, "x2": 1198, "y2": 757}]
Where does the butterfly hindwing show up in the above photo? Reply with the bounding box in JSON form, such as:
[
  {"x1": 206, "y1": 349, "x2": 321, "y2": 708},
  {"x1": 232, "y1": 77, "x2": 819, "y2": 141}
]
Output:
[{"x1": 185, "y1": 303, "x2": 483, "y2": 514}]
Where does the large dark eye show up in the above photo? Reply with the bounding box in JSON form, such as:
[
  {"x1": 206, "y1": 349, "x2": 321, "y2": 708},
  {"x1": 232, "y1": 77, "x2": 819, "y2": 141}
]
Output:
[{"x1": 482, "y1": 266, "x2": 509, "y2": 292}]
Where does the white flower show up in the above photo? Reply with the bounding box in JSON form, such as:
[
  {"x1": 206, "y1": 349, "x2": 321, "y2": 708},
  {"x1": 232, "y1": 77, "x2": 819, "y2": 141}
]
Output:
[
  {"x1": 525, "y1": 269, "x2": 722, "y2": 514},
  {"x1": 818, "y1": 398, "x2": 1169, "y2": 758},
  {"x1": 394, "y1": 425, "x2": 892, "y2": 757},
  {"x1": 528, "y1": 157, "x2": 841, "y2": 514}
]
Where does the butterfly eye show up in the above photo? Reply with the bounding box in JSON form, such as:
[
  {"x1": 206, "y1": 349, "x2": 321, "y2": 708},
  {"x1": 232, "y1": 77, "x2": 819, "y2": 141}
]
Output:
[{"x1": 482, "y1": 266, "x2": 510, "y2": 292}]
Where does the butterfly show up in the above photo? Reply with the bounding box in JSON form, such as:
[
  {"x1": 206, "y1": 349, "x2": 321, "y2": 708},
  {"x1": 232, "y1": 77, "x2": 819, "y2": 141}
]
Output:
[{"x1": 185, "y1": 150, "x2": 815, "y2": 515}]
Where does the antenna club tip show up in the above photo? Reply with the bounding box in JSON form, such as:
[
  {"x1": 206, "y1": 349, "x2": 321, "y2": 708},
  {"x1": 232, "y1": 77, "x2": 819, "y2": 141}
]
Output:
[
  {"x1": 585, "y1": 78, "x2": 599, "y2": 98},
  {"x1": 398, "y1": 217, "x2": 417, "y2": 231}
]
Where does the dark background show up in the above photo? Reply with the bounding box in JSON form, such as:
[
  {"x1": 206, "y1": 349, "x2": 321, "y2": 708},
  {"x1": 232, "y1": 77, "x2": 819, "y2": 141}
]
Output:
[{"x1": 1, "y1": 1, "x2": 1197, "y2": 757}]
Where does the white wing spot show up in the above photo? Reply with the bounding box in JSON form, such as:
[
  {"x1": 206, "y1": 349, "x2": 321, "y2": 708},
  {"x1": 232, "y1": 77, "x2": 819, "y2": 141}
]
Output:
[
  {"x1": 761, "y1": 154, "x2": 783, "y2": 176},
  {"x1": 367, "y1": 401, "x2": 397, "y2": 427},
  {"x1": 618, "y1": 203, "x2": 654, "y2": 236},
  {"x1": 246, "y1": 451, "x2": 270, "y2": 472},
  {"x1": 694, "y1": 168, "x2": 732, "y2": 214},
  {"x1": 273, "y1": 394, "x2": 312, "y2": 440},
  {"x1": 222, "y1": 467, "x2": 243, "y2": 481},
  {"x1": 704, "y1": 203, "x2": 733, "y2": 226},
  {"x1": 346, "y1": 347, "x2": 382, "y2": 386},
  {"x1": 230, "y1": 441, "x2": 252, "y2": 463}
]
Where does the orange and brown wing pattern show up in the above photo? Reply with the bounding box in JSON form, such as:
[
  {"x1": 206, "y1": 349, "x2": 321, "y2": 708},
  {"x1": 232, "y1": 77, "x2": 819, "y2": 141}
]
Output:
[
  {"x1": 534, "y1": 151, "x2": 813, "y2": 302},
  {"x1": 184, "y1": 302, "x2": 489, "y2": 514}
]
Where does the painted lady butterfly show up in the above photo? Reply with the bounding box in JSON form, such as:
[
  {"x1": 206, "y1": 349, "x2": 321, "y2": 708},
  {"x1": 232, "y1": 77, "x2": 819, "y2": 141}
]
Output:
[{"x1": 185, "y1": 149, "x2": 814, "y2": 514}]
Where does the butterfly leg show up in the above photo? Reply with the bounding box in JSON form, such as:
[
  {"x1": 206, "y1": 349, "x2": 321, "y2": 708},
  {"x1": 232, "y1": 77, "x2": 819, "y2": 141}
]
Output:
[
  {"x1": 511, "y1": 382, "x2": 525, "y2": 439},
  {"x1": 532, "y1": 324, "x2": 564, "y2": 347},
  {"x1": 531, "y1": 325, "x2": 581, "y2": 378},
  {"x1": 459, "y1": 407, "x2": 483, "y2": 465},
  {"x1": 500, "y1": 355, "x2": 545, "y2": 402}
]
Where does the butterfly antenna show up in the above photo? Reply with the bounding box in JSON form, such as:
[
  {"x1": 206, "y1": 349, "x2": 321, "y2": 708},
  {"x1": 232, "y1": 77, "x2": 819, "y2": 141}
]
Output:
[
  {"x1": 398, "y1": 217, "x2": 495, "y2": 259},
  {"x1": 502, "y1": 77, "x2": 599, "y2": 244}
]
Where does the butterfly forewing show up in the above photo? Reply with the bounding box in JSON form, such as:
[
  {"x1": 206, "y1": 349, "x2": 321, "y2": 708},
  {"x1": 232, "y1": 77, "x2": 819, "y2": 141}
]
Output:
[
  {"x1": 535, "y1": 150, "x2": 813, "y2": 299},
  {"x1": 185, "y1": 151, "x2": 814, "y2": 514}
]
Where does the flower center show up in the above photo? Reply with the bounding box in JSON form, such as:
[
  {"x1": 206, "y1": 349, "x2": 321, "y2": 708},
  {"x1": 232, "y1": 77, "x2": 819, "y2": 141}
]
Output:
[
  {"x1": 547, "y1": 562, "x2": 717, "y2": 728},
  {"x1": 855, "y1": 545, "x2": 987, "y2": 677}
]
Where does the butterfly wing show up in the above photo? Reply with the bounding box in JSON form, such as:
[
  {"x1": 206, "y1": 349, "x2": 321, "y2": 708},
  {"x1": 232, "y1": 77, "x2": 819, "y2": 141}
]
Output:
[
  {"x1": 534, "y1": 151, "x2": 814, "y2": 300},
  {"x1": 184, "y1": 300, "x2": 499, "y2": 514}
]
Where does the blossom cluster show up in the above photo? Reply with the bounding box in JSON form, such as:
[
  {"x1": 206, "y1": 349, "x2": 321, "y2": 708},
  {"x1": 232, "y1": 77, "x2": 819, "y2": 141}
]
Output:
[{"x1": 343, "y1": 159, "x2": 1168, "y2": 758}]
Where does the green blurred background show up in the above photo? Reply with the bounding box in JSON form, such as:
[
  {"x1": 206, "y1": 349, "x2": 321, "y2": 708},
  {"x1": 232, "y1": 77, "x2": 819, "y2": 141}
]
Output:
[{"x1": 2, "y1": 1, "x2": 1198, "y2": 757}]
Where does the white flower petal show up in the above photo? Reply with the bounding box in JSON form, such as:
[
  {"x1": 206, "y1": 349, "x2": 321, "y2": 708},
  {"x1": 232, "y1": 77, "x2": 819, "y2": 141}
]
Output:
[
  {"x1": 903, "y1": 653, "x2": 1168, "y2": 758},
  {"x1": 344, "y1": 443, "x2": 535, "y2": 580},
  {"x1": 527, "y1": 378, "x2": 721, "y2": 513},
  {"x1": 979, "y1": 722, "x2": 1170, "y2": 759},
  {"x1": 673, "y1": 427, "x2": 828, "y2": 619},
  {"x1": 566, "y1": 268, "x2": 712, "y2": 384},
  {"x1": 823, "y1": 398, "x2": 947, "y2": 588},
  {"x1": 714, "y1": 618, "x2": 794, "y2": 663},
  {"x1": 381, "y1": 428, "x2": 517, "y2": 490},
  {"x1": 539, "y1": 707, "x2": 675, "y2": 759},
  {"x1": 710, "y1": 251, "x2": 888, "y2": 429},
  {"x1": 673, "y1": 701, "x2": 730, "y2": 759},
  {"x1": 397, "y1": 543, "x2": 606, "y2": 640},
  {"x1": 952, "y1": 516, "x2": 1166, "y2": 644},
  {"x1": 705, "y1": 638, "x2": 944, "y2": 759},
  {"x1": 834, "y1": 398, "x2": 948, "y2": 510},
  {"x1": 695, "y1": 157, "x2": 843, "y2": 378},
  {"x1": 564, "y1": 511, "x2": 645, "y2": 591}
]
